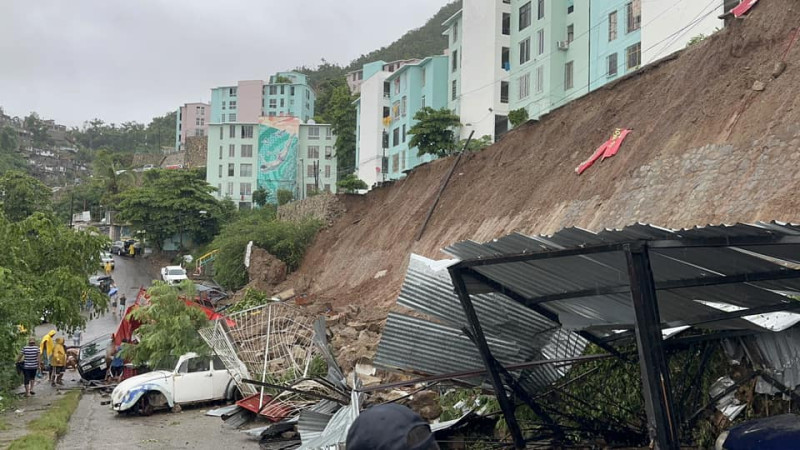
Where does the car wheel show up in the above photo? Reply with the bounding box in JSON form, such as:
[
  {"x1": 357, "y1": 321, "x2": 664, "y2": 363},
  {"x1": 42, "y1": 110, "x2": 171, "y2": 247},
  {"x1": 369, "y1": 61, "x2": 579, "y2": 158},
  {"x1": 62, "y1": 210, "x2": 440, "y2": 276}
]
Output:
[{"x1": 138, "y1": 394, "x2": 154, "y2": 416}]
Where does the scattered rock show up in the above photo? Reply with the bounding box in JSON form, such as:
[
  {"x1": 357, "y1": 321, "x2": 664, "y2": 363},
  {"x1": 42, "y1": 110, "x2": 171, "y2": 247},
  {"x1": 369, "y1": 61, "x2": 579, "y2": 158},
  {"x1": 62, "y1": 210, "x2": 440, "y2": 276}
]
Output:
[
  {"x1": 246, "y1": 247, "x2": 288, "y2": 291},
  {"x1": 407, "y1": 390, "x2": 442, "y2": 421},
  {"x1": 374, "y1": 270, "x2": 387, "y2": 279},
  {"x1": 771, "y1": 61, "x2": 787, "y2": 78},
  {"x1": 347, "y1": 321, "x2": 369, "y2": 331},
  {"x1": 752, "y1": 80, "x2": 766, "y2": 91}
]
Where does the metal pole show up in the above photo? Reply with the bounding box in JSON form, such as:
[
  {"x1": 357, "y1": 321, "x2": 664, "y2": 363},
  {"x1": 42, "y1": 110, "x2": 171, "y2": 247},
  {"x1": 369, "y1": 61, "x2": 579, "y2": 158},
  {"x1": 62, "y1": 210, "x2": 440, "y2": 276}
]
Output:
[
  {"x1": 69, "y1": 193, "x2": 74, "y2": 228},
  {"x1": 449, "y1": 268, "x2": 526, "y2": 449},
  {"x1": 259, "y1": 305, "x2": 272, "y2": 409},
  {"x1": 624, "y1": 243, "x2": 679, "y2": 449}
]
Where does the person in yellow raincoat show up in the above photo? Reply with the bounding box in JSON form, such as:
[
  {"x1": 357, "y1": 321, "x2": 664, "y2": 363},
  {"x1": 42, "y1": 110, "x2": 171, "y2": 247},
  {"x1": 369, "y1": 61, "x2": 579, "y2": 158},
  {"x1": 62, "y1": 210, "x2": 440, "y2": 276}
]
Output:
[
  {"x1": 51, "y1": 337, "x2": 67, "y2": 386},
  {"x1": 39, "y1": 330, "x2": 56, "y2": 381}
]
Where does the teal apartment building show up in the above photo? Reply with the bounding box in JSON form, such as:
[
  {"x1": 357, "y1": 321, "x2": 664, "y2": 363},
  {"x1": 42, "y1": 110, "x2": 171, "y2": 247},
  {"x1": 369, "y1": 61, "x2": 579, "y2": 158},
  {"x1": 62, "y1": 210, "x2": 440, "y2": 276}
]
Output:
[
  {"x1": 384, "y1": 55, "x2": 449, "y2": 180},
  {"x1": 589, "y1": 0, "x2": 642, "y2": 91},
  {"x1": 209, "y1": 72, "x2": 315, "y2": 126}
]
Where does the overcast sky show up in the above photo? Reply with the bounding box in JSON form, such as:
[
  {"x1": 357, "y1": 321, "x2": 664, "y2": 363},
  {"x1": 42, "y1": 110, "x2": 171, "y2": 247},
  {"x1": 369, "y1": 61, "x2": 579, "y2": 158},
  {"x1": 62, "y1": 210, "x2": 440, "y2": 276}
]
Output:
[{"x1": 0, "y1": 0, "x2": 451, "y2": 128}]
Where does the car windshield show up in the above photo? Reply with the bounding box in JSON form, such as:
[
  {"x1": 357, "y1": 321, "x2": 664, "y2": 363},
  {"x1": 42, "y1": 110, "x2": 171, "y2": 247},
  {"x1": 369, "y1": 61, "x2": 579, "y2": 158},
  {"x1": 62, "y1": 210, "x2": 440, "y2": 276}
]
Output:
[
  {"x1": 79, "y1": 335, "x2": 111, "y2": 361},
  {"x1": 168, "y1": 268, "x2": 186, "y2": 276}
]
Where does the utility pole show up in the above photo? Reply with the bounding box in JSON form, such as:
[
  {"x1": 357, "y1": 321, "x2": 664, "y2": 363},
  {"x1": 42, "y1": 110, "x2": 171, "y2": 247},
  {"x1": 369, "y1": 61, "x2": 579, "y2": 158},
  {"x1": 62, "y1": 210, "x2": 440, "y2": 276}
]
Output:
[{"x1": 68, "y1": 193, "x2": 74, "y2": 228}]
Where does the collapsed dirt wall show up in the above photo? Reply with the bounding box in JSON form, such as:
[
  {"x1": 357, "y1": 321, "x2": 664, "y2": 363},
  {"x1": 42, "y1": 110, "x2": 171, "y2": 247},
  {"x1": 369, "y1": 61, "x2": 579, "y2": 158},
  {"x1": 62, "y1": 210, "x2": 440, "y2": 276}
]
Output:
[{"x1": 294, "y1": 0, "x2": 800, "y2": 316}]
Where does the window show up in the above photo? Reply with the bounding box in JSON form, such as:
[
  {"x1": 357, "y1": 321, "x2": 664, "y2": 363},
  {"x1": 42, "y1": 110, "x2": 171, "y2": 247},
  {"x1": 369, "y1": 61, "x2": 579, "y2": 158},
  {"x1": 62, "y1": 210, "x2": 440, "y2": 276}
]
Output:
[
  {"x1": 537, "y1": 29, "x2": 545, "y2": 55},
  {"x1": 453, "y1": 21, "x2": 459, "y2": 43},
  {"x1": 241, "y1": 125, "x2": 253, "y2": 138},
  {"x1": 280, "y1": 85, "x2": 285, "y2": 95},
  {"x1": 502, "y1": 47, "x2": 510, "y2": 70},
  {"x1": 229, "y1": 87, "x2": 237, "y2": 97},
  {"x1": 221, "y1": 101, "x2": 226, "y2": 110},
  {"x1": 324, "y1": 184, "x2": 331, "y2": 192},
  {"x1": 452, "y1": 49, "x2": 458, "y2": 72},
  {"x1": 240, "y1": 164, "x2": 252, "y2": 177},
  {"x1": 383, "y1": 82, "x2": 391, "y2": 98},
  {"x1": 451, "y1": 80, "x2": 457, "y2": 100},
  {"x1": 401, "y1": 96, "x2": 407, "y2": 117},
  {"x1": 607, "y1": 53, "x2": 618, "y2": 76},
  {"x1": 535, "y1": 66, "x2": 544, "y2": 93},
  {"x1": 392, "y1": 101, "x2": 400, "y2": 119},
  {"x1": 401, "y1": 151, "x2": 406, "y2": 171},
  {"x1": 537, "y1": 0, "x2": 544, "y2": 19},
  {"x1": 325, "y1": 127, "x2": 332, "y2": 139},
  {"x1": 307, "y1": 165, "x2": 315, "y2": 177},
  {"x1": 421, "y1": 95, "x2": 426, "y2": 108},
  {"x1": 308, "y1": 126, "x2": 320, "y2": 140},
  {"x1": 229, "y1": 144, "x2": 235, "y2": 157},
  {"x1": 280, "y1": 98, "x2": 285, "y2": 108},
  {"x1": 394, "y1": 78, "x2": 401, "y2": 94},
  {"x1": 307, "y1": 146, "x2": 319, "y2": 158},
  {"x1": 518, "y1": 72, "x2": 530, "y2": 100},
  {"x1": 269, "y1": 99, "x2": 276, "y2": 109},
  {"x1": 226, "y1": 182, "x2": 233, "y2": 196},
  {"x1": 229, "y1": 125, "x2": 235, "y2": 138},
  {"x1": 383, "y1": 106, "x2": 390, "y2": 118},
  {"x1": 217, "y1": 183, "x2": 221, "y2": 194},
  {"x1": 626, "y1": 0, "x2": 641, "y2": 33},
  {"x1": 195, "y1": 128, "x2": 204, "y2": 137},
  {"x1": 240, "y1": 182, "x2": 252, "y2": 196},
  {"x1": 402, "y1": 124, "x2": 406, "y2": 143},
  {"x1": 392, "y1": 154, "x2": 399, "y2": 172},
  {"x1": 502, "y1": 13, "x2": 510, "y2": 35},
  {"x1": 219, "y1": 114, "x2": 225, "y2": 123},
  {"x1": 519, "y1": 38, "x2": 531, "y2": 65},
  {"x1": 564, "y1": 61, "x2": 574, "y2": 90},
  {"x1": 626, "y1": 43, "x2": 641, "y2": 69},
  {"x1": 567, "y1": 24, "x2": 574, "y2": 43},
  {"x1": 219, "y1": 127, "x2": 223, "y2": 139},
  {"x1": 392, "y1": 128, "x2": 399, "y2": 146},
  {"x1": 421, "y1": 68, "x2": 426, "y2": 86},
  {"x1": 269, "y1": 86, "x2": 277, "y2": 95},
  {"x1": 241, "y1": 144, "x2": 253, "y2": 157},
  {"x1": 608, "y1": 11, "x2": 618, "y2": 41},
  {"x1": 195, "y1": 117, "x2": 201, "y2": 126},
  {"x1": 501, "y1": 81, "x2": 509, "y2": 103},
  {"x1": 229, "y1": 100, "x2": 237, "y2": 109},
  {"x1": 306, "y1": 90, "x2": 310, "y2": 99},
  {"x1": 227, "y1": 163, "x2": 234, "y2": 176},
  {"x1": 218, "y1": 146, "x2": 222, "y2": 160},
  {"x1": 290, "y1": 86, "x2": 295, "y2": 95},
  {"x1": 519, "y1": 2, "x2": 531, "y2": 30},
  {"x1": 324, "y1": 165, "x2": 331, "y2": 178},
  {"x1": 325, "y1": 146, "x2": 333, "y2": 159},
  {"x1": 306, "y1": 183, "x2": 315, "y2": 193},
  {"x1": 228, "y1": 113, "x2": 236, "y2": 122},
  {"x1": 218, "y1": 164, "x2": 222, "y2": 177}
]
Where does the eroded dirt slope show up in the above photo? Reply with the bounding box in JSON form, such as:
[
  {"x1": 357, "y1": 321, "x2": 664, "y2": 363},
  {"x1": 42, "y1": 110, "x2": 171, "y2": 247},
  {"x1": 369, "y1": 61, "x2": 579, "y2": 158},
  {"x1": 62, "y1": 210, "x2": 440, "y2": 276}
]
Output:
[{"x1": 296, "y1": 0, "x2": 800, "y2": 318}]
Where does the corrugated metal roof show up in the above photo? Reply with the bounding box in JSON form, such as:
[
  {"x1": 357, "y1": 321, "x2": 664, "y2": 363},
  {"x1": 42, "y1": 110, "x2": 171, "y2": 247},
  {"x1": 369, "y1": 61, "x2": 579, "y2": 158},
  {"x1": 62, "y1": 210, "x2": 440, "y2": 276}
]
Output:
[
  {"x1": 444, "y1": 222, "x2": 800, "y2": 333},
  {"x1": 375, "y1": 254, "x2": 587, "y2": 391},
  {"x1": 747, "y1": 327, "x2": 800, "y2": 394}
]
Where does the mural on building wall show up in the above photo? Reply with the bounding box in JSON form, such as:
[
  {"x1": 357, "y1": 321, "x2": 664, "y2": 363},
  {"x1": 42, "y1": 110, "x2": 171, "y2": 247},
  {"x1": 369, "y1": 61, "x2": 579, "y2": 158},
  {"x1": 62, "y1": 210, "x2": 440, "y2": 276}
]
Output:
[{"x1": 257, "y1": 116, "x2": 299, "y2": 203}]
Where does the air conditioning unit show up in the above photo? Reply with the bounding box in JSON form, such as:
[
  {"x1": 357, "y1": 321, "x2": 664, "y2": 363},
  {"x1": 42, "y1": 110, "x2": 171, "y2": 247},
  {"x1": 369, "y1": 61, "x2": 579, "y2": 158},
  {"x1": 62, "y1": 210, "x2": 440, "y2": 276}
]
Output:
[{"x1": 557, "y1": 41, "x2": 570, "y2": 51}]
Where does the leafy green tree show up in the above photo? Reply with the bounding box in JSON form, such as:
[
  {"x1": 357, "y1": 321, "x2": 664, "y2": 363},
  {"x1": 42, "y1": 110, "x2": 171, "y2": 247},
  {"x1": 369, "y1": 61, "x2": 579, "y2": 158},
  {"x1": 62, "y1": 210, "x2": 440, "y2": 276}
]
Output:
[
  {"x1": 23, "y1": 112, "x2": 52, "y2": 148},
  {"x1": 508, "y1": 108, "x2": 529, "y2": 128},
  {"x1": 337, "y1": 174, "x2": 368, "y2": 193},
  {"x1": 277, "y1": 189, "x2": 294, "y2": 206},
  {"x1": 0, "y1": 171, "x2": 52, "y2": 221},
  {"x1": 252, "y1": 188, "x2": 269, "y2": 207},
  {"x1": 116, "y1": 170, "x2": 234, "y2": 249},
  {"x1": 211, "y1": 208, "x2": 321, "y2": 290},
  {"x1": 0, "y1": 126, "x2": 26, "y2": 174},
  {"x1": 408, "y1": 107, "x2": 462, "y2": 157},
  {"x1": 52, "y1": 181, "x2": 106, "y2": 224},
  {"x1": 123, "y1": 281, "x2": 210, "y2": 369}
]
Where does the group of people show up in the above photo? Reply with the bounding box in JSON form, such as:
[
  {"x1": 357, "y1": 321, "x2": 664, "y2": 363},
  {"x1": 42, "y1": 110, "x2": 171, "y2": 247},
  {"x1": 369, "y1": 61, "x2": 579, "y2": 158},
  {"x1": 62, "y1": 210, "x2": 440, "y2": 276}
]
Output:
[{"x1": 16, "y1": 329, "x2": 69, "y2": 397}]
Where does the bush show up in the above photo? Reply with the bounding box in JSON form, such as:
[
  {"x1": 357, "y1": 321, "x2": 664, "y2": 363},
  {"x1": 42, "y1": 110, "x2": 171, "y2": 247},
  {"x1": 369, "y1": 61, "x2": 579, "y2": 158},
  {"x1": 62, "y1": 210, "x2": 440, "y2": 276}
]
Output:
[
  {"x1": 277, "y1": 189, "x2": 294, "y2": 206},
  {"x1": 337, "y1": 174, "x2": 368, "y2": 193},
  {"x1": 210, "y1": 209, "x2": 322, "y2": 290},
  {"x1": 508, "y1": 108, "x2": 529, "y2": 128}
]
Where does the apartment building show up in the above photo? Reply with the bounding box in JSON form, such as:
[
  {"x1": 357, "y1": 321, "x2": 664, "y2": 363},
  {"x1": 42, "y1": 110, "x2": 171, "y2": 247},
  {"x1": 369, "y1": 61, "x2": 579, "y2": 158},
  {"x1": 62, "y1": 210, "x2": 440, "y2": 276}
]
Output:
[
  {"x1": 384, "y1": 55, "x2": 450, "y2": 181},
  {"x1": 346, "y1": 59, "x2": 421, "y2": 95},
  {"x1": 589, "y1": 1, "x2": 642, "y2": 91},
  {"x1": 210, "y1": 72, "x2": 315, "y2": 126},
  {"x1": 443, "y1": 0, "x2": 511, "y2": 141},
  {"x1": 174, "y1": 102, "x2": 210, "y2": 152},
  {"x1": 354, "y1": 59, "x2": 420, "y2": 188},
  {"x1": 206, "y1": 118, "x2": 336, "y2": 209}
]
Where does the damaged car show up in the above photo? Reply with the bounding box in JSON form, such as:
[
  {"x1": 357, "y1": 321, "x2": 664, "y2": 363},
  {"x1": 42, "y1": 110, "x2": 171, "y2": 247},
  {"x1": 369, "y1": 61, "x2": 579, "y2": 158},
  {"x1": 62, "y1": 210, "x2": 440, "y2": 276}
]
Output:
[
  {"x1": 111, "y1": 352, "x2": 238, "y2": 415},
  {"x1": 78, "y1": 334, "x2": 112, "y2": 381}
]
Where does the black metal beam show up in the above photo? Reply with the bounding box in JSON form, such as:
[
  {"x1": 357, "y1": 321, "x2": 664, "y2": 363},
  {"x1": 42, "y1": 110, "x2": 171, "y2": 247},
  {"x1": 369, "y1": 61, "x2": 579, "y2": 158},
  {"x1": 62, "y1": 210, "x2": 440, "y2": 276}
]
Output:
[
  {"x1": 624, "y1": 243, "x2": 679, "y2": 449},
  {"x1": 449, "y1": 268, "x2": 526, "y2": 449},
  {"x1": 519, "y1": 269, "x2": 800, "y2": 306},
  {"x1": 461, "y1": 266, "x2": 629, "y2": 360},
  {"x1": 452, "y1": 242, "x2": 627, "y2": 269},
  {"x1": 759, "y1": 372, "x2": 800, "y2": 404}
]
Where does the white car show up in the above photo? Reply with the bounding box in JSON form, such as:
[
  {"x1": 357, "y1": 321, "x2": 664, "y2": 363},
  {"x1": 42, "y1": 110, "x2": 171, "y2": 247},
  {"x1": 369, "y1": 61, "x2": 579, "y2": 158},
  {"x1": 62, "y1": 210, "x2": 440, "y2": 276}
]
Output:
[
  {"x1": 111, "y1": 353, "x2": 237, "y2": 415},
  {"x1": 100, "y1": 251, "x2": 115, "y2": 269},
  {"x1": 161, "y1": 265, "x2": 188, "y2": 285}
]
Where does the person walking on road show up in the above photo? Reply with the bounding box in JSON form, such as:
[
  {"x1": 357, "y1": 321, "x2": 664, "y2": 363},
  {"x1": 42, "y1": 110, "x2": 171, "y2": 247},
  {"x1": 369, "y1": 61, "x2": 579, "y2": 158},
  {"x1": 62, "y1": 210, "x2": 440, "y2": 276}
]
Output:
[
  {"x1": 51, "y1": 337, "x2": 67, "y2": 386},
  {"x1": 104, "y1": 260, "x2": 112, "y2": 275},
  {"x1": 118, "y1": 294, "x2": 127, "y2": 318},
  {"x1": 129, "y1": 242, "x2": 135, "y2": 258},
  {"x1": 18, "y1": 337, "x2": 40, "y2": 397},
  {"x1": 39, "y1": 330, "x2": 56, "y2": 381}
]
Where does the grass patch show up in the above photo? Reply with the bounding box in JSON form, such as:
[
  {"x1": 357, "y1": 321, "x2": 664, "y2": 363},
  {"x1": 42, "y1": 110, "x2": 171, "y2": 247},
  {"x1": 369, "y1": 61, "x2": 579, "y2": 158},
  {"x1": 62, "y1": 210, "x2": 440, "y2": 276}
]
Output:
[{"x1": 8, "y1": 391, "x2": 81, "y2": 450}]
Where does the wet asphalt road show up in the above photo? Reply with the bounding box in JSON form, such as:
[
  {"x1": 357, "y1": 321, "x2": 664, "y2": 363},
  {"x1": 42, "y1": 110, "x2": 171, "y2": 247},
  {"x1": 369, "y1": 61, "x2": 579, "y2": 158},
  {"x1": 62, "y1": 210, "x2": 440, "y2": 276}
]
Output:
[{"x1": 54, "y1": 255, "x2": 257, "y2": 450}]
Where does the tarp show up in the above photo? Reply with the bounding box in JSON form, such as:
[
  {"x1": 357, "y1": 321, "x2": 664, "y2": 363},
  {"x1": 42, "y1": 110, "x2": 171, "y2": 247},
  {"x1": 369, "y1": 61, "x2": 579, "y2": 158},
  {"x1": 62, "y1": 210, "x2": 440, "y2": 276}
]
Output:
[
  {"x1": 575, "y1": 128, "x2": 631, "y2": 175},
  {"x1": 732, "y1": 0, "x2": 759, "y2": 18}
]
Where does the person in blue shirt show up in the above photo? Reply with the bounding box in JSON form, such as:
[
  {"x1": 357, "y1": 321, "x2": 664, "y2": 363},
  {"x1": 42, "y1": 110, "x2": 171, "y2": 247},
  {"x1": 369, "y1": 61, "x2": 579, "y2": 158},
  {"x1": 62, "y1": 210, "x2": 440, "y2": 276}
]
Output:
[
  {"x1": 109, "y1": 345, "x2": 124, "y2": 383},
  {"x1": 18, "y1": 337, "x2": 40, "y2": 397}
]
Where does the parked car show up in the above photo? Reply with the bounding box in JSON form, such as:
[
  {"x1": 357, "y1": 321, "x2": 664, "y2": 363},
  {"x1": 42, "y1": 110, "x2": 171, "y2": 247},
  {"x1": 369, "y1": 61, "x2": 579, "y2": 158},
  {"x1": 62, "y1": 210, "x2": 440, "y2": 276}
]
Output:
[
  {"x1": 161, "y1": 266, "x2": 188, "y2": 285},
  {"x1": 89, "y1": 274, "x2": 115, "y2": 293},
  {"x1": 100, "y1": 251, "x2": 115, "y2": 269},
  {"x1": 78, "y1": 334, "x2": 112, "y2": 381},
  {"x1": 110, "y1": 241, "x2": 126, "y2": 255},
  {"x1": 193, "y1": 282, "x2": 229, "y2": 309},
  {"x1": 111, "y1": 352, "x2": 237, "y2": 415}
]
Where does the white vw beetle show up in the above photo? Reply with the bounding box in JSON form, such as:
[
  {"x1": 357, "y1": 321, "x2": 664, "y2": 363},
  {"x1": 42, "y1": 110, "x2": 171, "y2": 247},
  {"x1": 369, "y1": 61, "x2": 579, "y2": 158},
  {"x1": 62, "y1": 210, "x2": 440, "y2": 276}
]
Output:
[{"x1": 111, "y1": 353, "x2": 239, "y2": 415}]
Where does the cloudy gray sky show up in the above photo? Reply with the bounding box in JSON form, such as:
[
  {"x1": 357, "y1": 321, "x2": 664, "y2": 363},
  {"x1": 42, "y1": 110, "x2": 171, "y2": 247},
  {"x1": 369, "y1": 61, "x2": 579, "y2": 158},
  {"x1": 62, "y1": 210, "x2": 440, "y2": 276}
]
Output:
[{"x1": 0, "y1": 0, "x2": 451, "y2": 128}]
